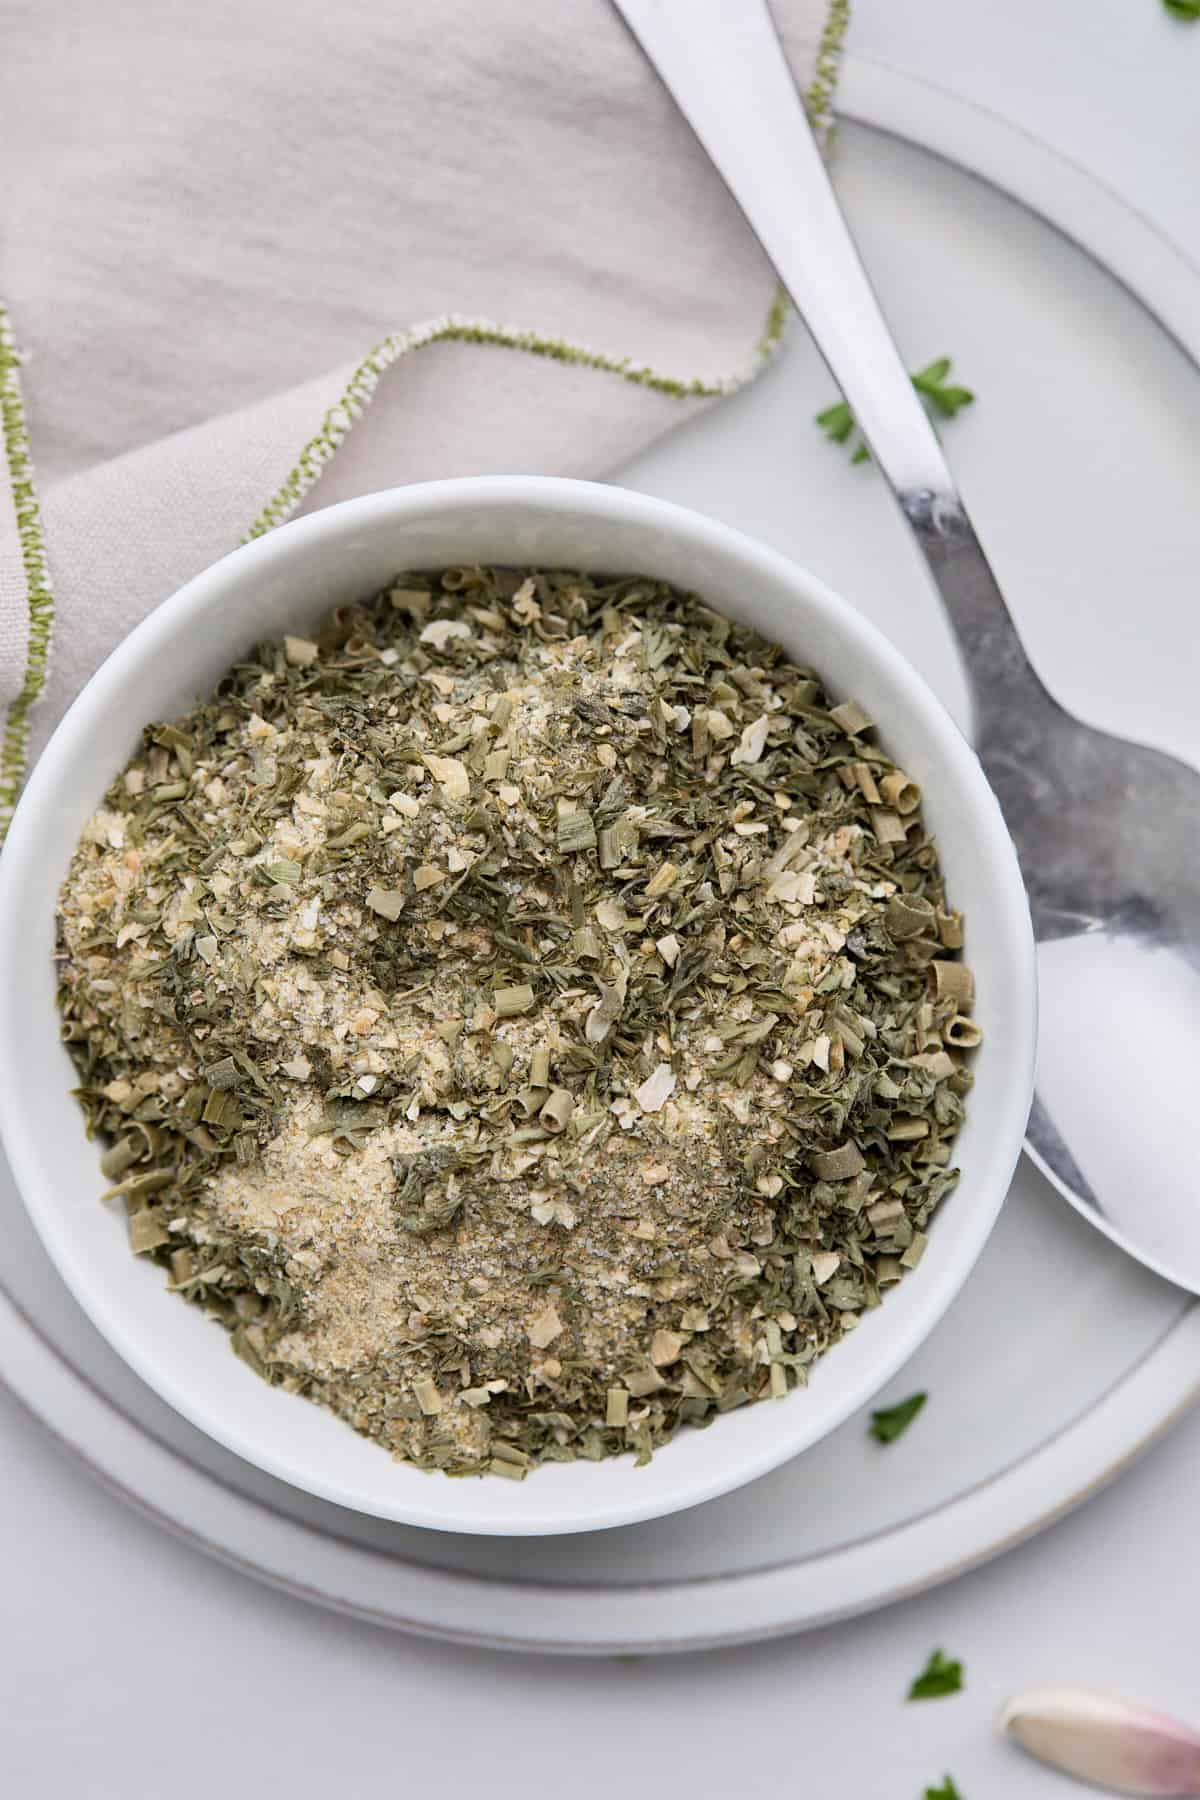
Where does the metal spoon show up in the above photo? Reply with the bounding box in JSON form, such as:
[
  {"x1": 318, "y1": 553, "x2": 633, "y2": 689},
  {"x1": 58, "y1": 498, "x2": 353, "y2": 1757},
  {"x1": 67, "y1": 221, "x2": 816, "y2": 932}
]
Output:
[{"x1": 614, "y1": 0, "x2": 1200, "y2": 1291}]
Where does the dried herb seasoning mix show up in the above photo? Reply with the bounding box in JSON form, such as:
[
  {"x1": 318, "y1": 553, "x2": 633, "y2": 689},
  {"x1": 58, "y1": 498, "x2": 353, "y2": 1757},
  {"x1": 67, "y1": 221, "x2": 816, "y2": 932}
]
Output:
[{"x1": 57, "y1": 569, "x2": 978, "y2": 1478}]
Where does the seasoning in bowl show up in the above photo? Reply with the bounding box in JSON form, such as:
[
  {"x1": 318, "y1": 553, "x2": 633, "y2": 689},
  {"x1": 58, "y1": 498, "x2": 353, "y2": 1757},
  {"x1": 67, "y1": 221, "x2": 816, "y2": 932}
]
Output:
[{"x1": 57, "y1": 568, "x2": 977, "y2": 1477}]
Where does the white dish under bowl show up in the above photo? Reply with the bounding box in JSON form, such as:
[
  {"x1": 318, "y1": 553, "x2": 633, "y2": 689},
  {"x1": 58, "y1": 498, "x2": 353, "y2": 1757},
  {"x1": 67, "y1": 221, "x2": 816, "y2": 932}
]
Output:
[{"x1": 0, "y1": 476, "x2": 1035, "y2": 1535}]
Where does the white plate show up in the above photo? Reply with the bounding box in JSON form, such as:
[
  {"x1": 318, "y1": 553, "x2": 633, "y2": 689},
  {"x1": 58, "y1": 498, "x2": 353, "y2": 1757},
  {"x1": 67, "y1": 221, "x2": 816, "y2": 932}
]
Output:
[{"x1": 3, "y1": 56, "x2": 1200, "y2": 1651}]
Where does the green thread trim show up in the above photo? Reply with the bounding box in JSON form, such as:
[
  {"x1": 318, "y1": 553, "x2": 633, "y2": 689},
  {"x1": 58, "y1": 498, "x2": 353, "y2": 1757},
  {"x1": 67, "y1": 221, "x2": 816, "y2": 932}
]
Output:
[
  {"x1": 756, "y1": 0, "x2": 851, "y2": 424},
  {"x1": 244, "y1": 315, "x2": 764, "y2": 543},
  {"x1": 806, "y1": 0, "x2": 851, "y2": 147},
  {"x1": 0, "y1": 302, "x2": 54, "y2": 839},
  {"x1": 755, "y1": 284, "x2": 792, "y2": 365}
]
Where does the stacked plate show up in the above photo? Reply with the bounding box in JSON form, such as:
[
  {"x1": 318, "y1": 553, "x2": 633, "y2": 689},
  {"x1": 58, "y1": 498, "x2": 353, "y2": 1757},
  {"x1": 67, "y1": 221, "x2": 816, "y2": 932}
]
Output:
[{"x1": 4, "y1": 61, "x2": 1198, "y2": 1651}]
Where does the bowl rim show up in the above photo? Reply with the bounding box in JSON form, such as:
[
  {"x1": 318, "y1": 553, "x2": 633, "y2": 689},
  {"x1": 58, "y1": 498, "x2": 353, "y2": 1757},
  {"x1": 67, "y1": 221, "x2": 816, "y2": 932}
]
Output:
[{"x1": 0, "y1": 475, "x2": 1037, "y2": 1534}]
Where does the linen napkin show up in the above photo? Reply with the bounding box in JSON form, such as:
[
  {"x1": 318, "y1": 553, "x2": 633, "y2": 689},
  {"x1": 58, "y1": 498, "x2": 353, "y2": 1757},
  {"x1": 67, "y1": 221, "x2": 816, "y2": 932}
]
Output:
[{"x1": 0, "y1": 0, "x2": 846, "y2": 828}]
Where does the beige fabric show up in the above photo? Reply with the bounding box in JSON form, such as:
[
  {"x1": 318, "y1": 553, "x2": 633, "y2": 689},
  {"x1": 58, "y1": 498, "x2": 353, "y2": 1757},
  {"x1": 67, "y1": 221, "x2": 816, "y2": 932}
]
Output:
[{"x1": 0, "y1": 0, "x2": 834, "y2": 775}]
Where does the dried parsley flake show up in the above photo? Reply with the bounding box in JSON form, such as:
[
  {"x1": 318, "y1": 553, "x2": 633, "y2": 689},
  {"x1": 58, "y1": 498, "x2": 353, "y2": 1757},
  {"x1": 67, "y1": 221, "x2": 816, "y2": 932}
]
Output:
[
  {"x1": 870, "y1": 1391, "x2": 928, "y2": 1444},
  {"x1": 909, "y1": 1648, "x2": 965, "y2": 1701},
  {"x1": 57, "y1": 567, "x2": 978, "y2": 1478}
]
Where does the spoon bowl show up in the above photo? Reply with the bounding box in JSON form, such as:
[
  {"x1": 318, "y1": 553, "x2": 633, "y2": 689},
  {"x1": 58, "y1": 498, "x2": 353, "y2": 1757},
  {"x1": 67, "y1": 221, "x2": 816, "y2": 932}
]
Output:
[{"x1": 1002, "y1": 705, "x2": 1200, "y2": 1287}]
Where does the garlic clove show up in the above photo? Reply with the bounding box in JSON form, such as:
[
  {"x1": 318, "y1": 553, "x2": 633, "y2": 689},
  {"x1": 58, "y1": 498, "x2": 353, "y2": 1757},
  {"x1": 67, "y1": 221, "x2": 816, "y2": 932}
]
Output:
[{"x1": 1001, "y1": 1688, "x2": 1200, "y2": 1796}]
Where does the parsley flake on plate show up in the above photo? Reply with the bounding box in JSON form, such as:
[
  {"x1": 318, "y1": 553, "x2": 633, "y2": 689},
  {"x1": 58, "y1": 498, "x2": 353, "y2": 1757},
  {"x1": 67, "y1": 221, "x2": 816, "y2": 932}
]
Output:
[
  {"x1": 869, "y1": 1391, "x2": 927, "y2": 1444},
  {"x1": 816, "y1": 357, "x2": 974, "y2": 463}
]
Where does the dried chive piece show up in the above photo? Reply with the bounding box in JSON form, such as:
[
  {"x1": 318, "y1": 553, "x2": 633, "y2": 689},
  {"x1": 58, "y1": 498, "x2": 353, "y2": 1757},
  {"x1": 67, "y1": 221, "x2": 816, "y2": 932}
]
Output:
[
  {"x1": 202, "y1": 1089, "x2": 240, "y2": 1128},
  {"x1": 598, "y1": 815, "x2": 638, "y2": 870},
  {"x1": 488, "y1": 1456, "x2": 527, "y2": 1480},
  {"x1": 57, "y1": 562, "x2": 973, "y2": 1483},
  {"x1": 879, "y1": 769, "x2": 921, "y2": 813},
  {"x1": 829, "y1": 699, "x2": 874, "y2": 736},
  {"x1": 605, "y1": 1389, "x2": 630, "y2": 1428},
  {"x1": 849, "y1": 761, "x2": 878, "y2": 803},
  {"x1": 100, "y1": 1169, "x2": 172, "y2": 1204},
  {"x1": 809, "y1": 1141, "x2": 865, "y2": 1181},
  {"x1": 557, "y1": 809, "x2": 597, "y2": 854},
  {"x1": 99, "y1": 1138, "x2": 138, "y2": 1181},
  {"x1": 886, "y1": 895, "x2": 936, "y2": 940},
  {"x1": 887, "y1": 1115, "x2": 931, "y2": 1142},
  {"x1": 538, "y1": 1088, "x2": 575, "y2": 1133},
  {"x1": 490, "y1": 1440, "x2": 530, "y2": 1468},
  {"x1": 870, "y1": 807, "x2": 908, "y2": 845},
  {"x1": 928, "y1": 961, "x2": 975, "y2": 1009},
  {"x1": 901, "y1": 1232, "x2": 929, "y2": 1269},
  {"x1": 936, "y1": 906, "x2": 964, "y2": 949},
  {"x1": 168, "y1": 1247, "x2": 195, "y2": 1287}
]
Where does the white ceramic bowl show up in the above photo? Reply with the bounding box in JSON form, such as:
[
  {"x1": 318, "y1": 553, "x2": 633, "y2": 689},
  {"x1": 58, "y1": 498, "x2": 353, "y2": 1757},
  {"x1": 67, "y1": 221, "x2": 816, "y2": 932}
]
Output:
[{"x1": 0, "y1": 478, "x2": 1035, "y2": 1535}]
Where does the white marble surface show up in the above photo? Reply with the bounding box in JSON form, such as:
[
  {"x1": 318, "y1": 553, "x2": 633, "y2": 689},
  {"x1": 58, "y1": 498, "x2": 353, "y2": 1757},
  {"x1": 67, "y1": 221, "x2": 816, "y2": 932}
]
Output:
[
  {"x1": 4, "y1": 2, "x2": 1200, "y2": 1792},
  {"x1": 5, "y1": 1377, "x2": 1200, "y2": 1796}
]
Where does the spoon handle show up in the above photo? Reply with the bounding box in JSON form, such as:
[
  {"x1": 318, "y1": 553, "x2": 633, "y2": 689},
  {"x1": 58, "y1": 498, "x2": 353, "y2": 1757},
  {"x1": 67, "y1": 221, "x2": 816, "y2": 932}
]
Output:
[{"x1": 611, "y1": 0, "x2": 1053, "y2": 734}]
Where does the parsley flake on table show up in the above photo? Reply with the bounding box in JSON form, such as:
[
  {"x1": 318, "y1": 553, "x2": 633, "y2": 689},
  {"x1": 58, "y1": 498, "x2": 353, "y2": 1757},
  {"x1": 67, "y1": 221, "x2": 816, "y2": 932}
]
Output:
[
  {"x1": 869, "y1": 1391, "x2": 927, "y2": 1444},
  {"x1": 924, "y1": 1780, "x2": 963, "y2": 1800},
  {"x1": 816, "y1": 356, "x2": 975, "y2": 463},
  {"x1": 909, "y1": 1648, "x2": 965, "y2": 1701},
  {"x1": 1162, "y1": 0, "x2": 1200, "y2": 19}
]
